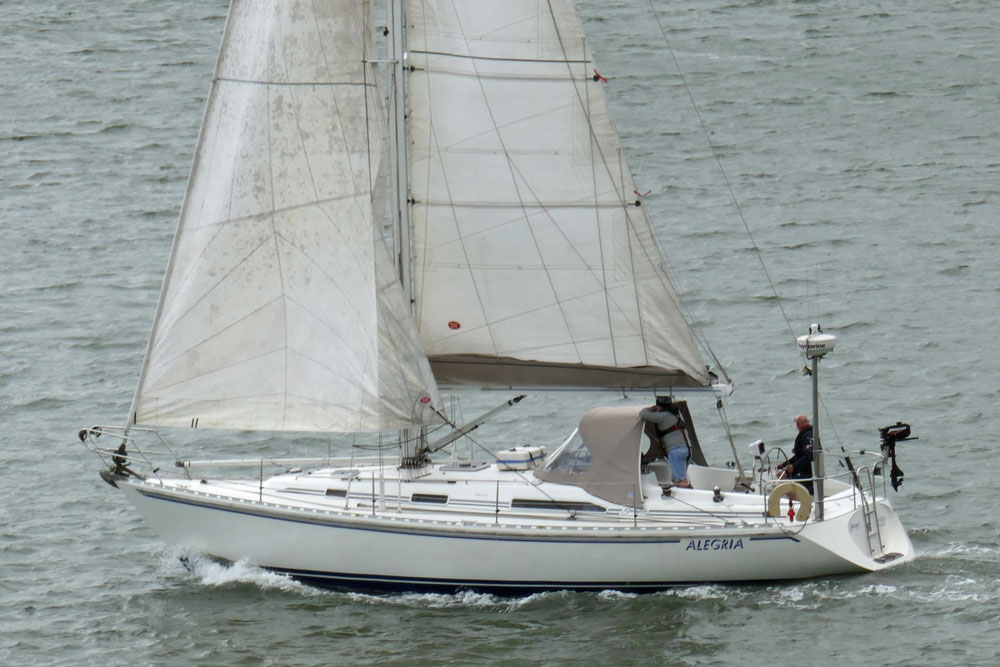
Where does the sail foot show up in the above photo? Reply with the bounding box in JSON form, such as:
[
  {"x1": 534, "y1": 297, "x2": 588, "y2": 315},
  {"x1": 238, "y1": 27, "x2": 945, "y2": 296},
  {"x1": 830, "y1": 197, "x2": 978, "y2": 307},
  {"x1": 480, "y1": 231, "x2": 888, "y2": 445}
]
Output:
[{"x1": 429, "y1": 354, "x2": 707, "y2": 390}]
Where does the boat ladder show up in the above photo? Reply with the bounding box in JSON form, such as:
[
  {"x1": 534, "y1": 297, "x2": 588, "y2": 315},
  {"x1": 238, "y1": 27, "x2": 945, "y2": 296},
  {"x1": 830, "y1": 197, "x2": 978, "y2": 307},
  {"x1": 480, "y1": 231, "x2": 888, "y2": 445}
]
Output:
[{"x1": 856, "y1": 469, "x2": 886, "y2": 559}]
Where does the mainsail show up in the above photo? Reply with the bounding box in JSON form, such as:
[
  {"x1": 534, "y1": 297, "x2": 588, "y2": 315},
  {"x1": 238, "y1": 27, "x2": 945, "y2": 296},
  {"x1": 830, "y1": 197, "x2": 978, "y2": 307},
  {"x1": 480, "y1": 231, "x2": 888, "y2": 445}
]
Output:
[
  {"x1": 406, "y1": 0, "x2": 709, "y2": 389},
  {"x1": 131, "y1": 0, "x2": 439, "y2": 433}
]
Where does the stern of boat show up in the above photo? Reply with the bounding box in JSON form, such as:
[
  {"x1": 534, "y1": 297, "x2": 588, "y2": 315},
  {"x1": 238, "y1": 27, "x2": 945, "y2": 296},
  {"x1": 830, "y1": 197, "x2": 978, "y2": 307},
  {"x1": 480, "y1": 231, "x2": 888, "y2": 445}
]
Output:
[{"x1": 797, "y1": 499, "x2": 914, "y2": 573}]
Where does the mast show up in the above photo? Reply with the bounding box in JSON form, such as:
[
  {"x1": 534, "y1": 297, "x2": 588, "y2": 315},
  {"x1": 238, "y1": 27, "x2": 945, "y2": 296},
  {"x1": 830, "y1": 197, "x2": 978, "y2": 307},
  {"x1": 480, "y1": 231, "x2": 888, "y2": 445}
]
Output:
[
  {"x1": 387, "y1": 0, "x2": 412, "y2": 302},
  {"x1": 387, "y1": 0, "x2": 424, "y2": 465},
  {"x1": 797, "y1": 323, "x2": 836, "y2": 521}
]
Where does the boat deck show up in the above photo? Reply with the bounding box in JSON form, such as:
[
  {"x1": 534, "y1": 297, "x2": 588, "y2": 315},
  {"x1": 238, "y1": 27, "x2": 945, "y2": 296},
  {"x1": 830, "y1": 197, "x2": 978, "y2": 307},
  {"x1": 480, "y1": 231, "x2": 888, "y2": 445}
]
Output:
[{"x1": 141, "y1": 461, "x2": 868, "y2": 535}]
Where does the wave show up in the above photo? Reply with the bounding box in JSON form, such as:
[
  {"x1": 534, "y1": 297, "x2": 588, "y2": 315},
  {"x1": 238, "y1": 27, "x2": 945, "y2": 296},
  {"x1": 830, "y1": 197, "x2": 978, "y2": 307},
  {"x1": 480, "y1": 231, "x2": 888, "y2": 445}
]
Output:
[
  {"x1": 159, "y1": 548, "x2": 318, "y2": 595},
  {"x1": 346, "y1": 589, "x2": 542, "y2": 611},
  {"x1": 143, "y1": 545, "x2": 1000, "y2": 611},
  {"x1": 920, "y1": 541, "x2": 1000, "y2": 560}
]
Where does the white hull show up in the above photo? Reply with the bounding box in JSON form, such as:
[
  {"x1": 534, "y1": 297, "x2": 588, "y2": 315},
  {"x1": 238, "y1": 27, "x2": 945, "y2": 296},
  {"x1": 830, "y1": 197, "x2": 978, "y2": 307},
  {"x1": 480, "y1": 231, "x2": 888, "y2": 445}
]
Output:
[{"x1": 114, "y1": 463, "x2": 913, "y2": 593}]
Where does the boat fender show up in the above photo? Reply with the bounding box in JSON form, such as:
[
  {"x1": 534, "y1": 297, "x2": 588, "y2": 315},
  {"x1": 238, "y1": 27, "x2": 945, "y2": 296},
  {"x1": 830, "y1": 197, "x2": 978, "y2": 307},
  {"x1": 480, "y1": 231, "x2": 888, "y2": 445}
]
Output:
[{"x1": 766, "y1": 482, "x2": 812, "y2": 521}]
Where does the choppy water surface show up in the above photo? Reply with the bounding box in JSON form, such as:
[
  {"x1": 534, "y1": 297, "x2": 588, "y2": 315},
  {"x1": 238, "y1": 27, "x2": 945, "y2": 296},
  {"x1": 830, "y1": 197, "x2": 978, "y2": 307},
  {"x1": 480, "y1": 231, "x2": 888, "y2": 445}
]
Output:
[{"x1": 2, "y1": 0, "x2": 998, "y2": 665}]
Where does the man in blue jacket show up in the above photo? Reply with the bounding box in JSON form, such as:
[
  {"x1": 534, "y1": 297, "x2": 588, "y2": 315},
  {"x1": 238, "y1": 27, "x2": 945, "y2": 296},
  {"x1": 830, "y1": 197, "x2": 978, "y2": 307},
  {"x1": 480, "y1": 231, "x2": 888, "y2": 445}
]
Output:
[{"x1": 778, "y1": 414, "x2": 814, "y2": 492}]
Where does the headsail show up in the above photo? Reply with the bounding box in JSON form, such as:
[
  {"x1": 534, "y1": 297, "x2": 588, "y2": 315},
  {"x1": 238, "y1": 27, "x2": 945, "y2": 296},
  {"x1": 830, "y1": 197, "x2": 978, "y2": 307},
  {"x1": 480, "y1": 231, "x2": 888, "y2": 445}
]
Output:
[
  {"x1": 406, "y1": 0, "x2": 709, "y2": 389},
  {"x1": 131, "y1": 0, "x2": 439, "y2": 433}
]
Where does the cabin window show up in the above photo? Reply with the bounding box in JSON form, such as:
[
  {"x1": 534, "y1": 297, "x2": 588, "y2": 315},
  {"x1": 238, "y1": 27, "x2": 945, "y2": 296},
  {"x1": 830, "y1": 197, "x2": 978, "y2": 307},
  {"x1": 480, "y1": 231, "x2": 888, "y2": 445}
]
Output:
[
  {"x1": 411, "y1": 493, "x2": 448, "y2": 504},
  {"x1": 325, "y1": 489, "x2": 346, "y2": 497},
  {"x1": 511, "y1": 499, "x2": 605, "y2": 513},
  {"x1": 542, "y1": 431, "x2": 592, "y2": 474}
]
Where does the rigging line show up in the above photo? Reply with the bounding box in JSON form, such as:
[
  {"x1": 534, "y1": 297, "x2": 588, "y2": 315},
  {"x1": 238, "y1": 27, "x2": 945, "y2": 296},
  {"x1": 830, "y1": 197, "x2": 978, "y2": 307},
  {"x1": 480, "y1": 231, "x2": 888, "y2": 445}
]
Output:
[
  {"x1": 583, "y1": 35, "x2": 620, "y2": 370},
  {"x1": 644, "y1": 0, "x2": 799, "y2": 350},
  {"x1": 409, "y1": 49, "x2": 590, "y2": 65},
  {"x1": 818, "y1": 393, "x2": 844, "y2": 455},
  {"x1": 263, "y1": 83, "x2": 291, "y2": 427},
  {"x1": 715, "y1": 397, "x2": 747, "y2": 482},
  {"x1": 419, "y1": 199, "x2": 625, "y2": 209},
  {"x1": 361, "y1": 0, "x2": 375, "y2": 215},
  {"x1": 412, "y1": 0, "x2": 433, "y2": 328},
  {"x1": 618, "y1": 146, "x2": 649, "y2": 367},
  {"x1": 213, "y1": 76, "x2": 376, "y2": 88}
]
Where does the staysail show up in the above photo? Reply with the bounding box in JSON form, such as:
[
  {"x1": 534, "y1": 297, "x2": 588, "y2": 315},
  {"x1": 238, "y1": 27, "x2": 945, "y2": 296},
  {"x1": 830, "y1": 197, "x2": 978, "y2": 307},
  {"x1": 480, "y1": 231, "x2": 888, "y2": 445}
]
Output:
[
  {"x1": 406, "y1": 0, "x2": 709, "y2": 389},
  {"x1": 131, "y1": 0, "x2": 439, "y2": 433}
]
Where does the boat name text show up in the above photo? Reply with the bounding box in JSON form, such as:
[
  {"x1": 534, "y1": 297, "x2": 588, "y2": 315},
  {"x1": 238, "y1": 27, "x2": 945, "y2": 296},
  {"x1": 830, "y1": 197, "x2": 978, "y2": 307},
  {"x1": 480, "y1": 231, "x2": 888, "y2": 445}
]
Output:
[{"x1": 685, "y1": 538, "x2": 744, "y2": 552}]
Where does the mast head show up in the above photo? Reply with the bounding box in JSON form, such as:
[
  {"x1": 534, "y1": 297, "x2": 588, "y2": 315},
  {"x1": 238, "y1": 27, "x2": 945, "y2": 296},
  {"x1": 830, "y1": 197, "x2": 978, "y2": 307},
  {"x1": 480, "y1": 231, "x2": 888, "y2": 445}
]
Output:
[{"x1": 797, "y1": 323, "x2": 837, "y2": 359}]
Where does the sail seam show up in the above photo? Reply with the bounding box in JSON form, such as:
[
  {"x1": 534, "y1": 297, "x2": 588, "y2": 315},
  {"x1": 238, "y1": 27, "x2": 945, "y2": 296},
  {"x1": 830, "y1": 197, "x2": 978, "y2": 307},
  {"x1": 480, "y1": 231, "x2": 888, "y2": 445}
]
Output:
[
  {"x1": 409, "y1": 49, "x2": 590, "y2": 65},
  {"x1": 359, "y1": 0, "x2": 377, "y2": 432},
  {"x1": 430, "y1": 357, "x2": 688, "y2": 374},
  {"x1": 580, "y1": 29, "x2": 620, "y2": 370},
  {"x1": 182, "y1": 192, "x2": 374, "y2": 231},
  {"x1": 214, "y1": 77, "x2": 376, "y2": 87},
  {"x1": 360, "y1": 4, "x2": 377, "y2": 228},
  {"x1": 412, "y1": 1, "x2": 432, "y2": 332},
  {"x1": 267, "y1": 34, "x2": 290, "y2": 429},
  {"x1": 619, "y1": 148, "x2": 648, "y2": 366},
  {"x1": 411, "y1": 68, "x2": 590, "y2": 83},
  {"x1": 419, "y1": 200, "x2": 624, "y2": 209}
]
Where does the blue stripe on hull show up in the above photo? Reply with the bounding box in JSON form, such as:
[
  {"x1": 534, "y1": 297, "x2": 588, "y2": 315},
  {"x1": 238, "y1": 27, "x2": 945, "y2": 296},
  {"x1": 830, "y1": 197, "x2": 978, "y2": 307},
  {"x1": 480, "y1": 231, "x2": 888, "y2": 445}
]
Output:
[{"x1": 265, "y1": 566, "x2": 784, "y2": 596}]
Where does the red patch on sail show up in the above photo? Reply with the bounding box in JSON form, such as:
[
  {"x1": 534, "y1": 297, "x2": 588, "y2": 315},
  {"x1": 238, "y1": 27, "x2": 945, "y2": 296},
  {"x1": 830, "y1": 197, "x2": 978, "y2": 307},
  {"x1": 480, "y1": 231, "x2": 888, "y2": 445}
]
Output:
[{"x1": 448, "y1": 321, "x2": 461, "y2": 330}]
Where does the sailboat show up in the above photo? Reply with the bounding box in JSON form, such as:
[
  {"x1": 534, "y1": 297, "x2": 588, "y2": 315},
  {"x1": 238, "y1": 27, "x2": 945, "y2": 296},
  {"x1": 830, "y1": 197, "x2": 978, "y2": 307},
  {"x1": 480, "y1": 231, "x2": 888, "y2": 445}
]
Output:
[{"x1": 80, "y1": 0, "x2": 915, "y2": 593}]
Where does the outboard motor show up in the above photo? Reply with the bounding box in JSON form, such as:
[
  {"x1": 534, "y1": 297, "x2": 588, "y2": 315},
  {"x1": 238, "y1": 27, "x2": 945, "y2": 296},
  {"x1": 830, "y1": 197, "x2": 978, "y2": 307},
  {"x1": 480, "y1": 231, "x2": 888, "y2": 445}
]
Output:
[{"x1": 879, "y1": 421, "x2": 915, "y2": 491}]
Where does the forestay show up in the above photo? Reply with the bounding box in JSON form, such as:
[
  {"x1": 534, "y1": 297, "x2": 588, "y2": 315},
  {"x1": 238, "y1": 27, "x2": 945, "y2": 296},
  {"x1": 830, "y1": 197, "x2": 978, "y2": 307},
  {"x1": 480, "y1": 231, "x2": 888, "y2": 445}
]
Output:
[
  {"x1": 406, "y1": 0, "x2": 709, "y2": 389},
  {"x1": 131, "y1": 0, "x2": 439, "y2": 433}
]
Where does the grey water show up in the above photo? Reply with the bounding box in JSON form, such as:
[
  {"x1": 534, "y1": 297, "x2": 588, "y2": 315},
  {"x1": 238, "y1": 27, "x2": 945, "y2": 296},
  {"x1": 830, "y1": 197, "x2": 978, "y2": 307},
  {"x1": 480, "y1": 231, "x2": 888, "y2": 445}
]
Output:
[{"x1": 2, "y1": 0, "x2": 998, "y2": 664}]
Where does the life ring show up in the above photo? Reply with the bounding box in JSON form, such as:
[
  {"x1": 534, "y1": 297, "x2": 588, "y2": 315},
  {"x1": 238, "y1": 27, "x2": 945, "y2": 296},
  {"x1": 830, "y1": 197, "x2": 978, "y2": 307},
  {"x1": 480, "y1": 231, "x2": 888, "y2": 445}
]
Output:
[{"x1": 767, "y1": 482, "x2": 812, "y2": 521}]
